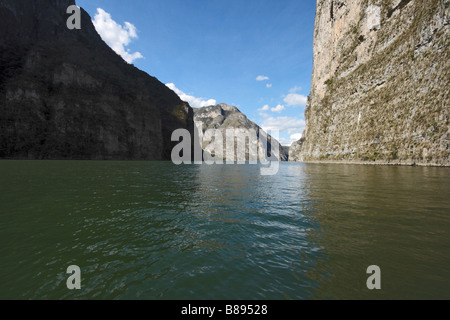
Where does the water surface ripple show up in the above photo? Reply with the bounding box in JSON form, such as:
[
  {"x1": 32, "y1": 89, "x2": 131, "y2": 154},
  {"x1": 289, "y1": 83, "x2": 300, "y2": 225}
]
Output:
[{"x1": 0, "y1": 161, "x2": 449, "y2": 299}]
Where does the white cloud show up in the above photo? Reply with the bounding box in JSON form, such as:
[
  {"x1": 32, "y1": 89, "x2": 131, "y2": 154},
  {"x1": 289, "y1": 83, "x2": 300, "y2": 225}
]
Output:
[
  {"x1": 261, "y1": 116, "x2": 306, "y2": 135},
  {"x1": 258, "y1": 105, "x2": 270, "y2": 111},
  {"x1": 166, "y1": 83, "x2": 216, "y2": 109},
  {"x1": 289, "y1": 86, "x2": 302, "y2": 93},
  {"x1": 277, "y1": 138, "x2": 290, "y2": 146},
  {"x1": 282, "y1": 133, "x2": 303, "y2": 146},
  {"x1": 266, "y1": 83, "x2": 272, "y2": 88},
  {"x1": 258, "y1": 105, "x2": 270, "y2": 118},
  {"x1": 290, "y1": 133, "x2": 303, "y2": 141},
  {"x1": 278, "y1": 137, "x2": 295, "y2": 146},
  {"x1": 271, "y1": 104, "x2": 285, "y2": 113},
  {"x1": 261, "y1": 116, "x2": 305, "y2": 146},
  {"x1": 278, "y1": 134, "x2": 303, "y2": 147},
  {"x1": 256, "y1": 75, "x2": 270, "y2": 81},
  {"x1": 284, "y1": 93, "x2": 308, "y2": 107},
  {"x1": 92, "y1": 8, "x2": 143, "y2": 64}
]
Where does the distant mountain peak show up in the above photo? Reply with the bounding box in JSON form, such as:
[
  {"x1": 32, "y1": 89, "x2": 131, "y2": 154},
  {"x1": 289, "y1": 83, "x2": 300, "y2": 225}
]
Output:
[
  {"x1": 194, "y1": 104, "x2": 288, "y2": 161},
  {"x1": 216, "y1": 103, "x2": 238, "y2": 111}
]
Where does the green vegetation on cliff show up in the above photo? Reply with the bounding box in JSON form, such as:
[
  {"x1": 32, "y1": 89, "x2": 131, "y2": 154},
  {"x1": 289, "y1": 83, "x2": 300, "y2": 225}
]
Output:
[{"x1": 291, "y1": 0, "x2": 449, "y2": 166}]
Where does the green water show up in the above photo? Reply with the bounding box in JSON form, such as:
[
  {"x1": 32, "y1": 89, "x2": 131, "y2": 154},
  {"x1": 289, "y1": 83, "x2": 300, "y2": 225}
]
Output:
[{"x1": 0, "y1": 161, "x2": 449, "y2": 300}]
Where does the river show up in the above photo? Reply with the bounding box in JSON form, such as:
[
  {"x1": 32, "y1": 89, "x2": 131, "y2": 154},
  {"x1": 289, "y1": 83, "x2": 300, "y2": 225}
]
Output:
[{"x1": 0, "y1": 161, "x2": 448, "y2": 299}]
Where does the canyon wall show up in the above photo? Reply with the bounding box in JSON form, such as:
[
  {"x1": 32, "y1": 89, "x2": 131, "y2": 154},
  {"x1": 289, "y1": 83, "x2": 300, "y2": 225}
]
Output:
[
  {"x1": 194, "y1": 104, "x2": 288, "y2": 161},
  {"x1": 0, "y1": 0, "x2": 193, "y2": 160},
  {"x1": 290, "y1": 0, "x2": 449, "y2": 166}
]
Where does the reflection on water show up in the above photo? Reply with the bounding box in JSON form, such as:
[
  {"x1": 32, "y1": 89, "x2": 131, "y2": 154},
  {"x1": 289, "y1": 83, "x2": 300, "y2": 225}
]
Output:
[{"x1": 0, "y1": 161, "x2": 448, "y2": 299}]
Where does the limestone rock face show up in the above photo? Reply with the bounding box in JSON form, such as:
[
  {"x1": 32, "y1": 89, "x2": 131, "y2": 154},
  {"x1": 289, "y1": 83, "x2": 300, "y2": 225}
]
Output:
[
  {"x1": 288, "y1": 138, "x2": 304, "y2": 162},
  {"x1": 194, "y1": 104, "x2": 288, "y2": 161},
  {"x1": 291, "y1": 0, "x2": 449, "y2": 166},
  {"x1": 0, "y1": 0, "x2": 193, "y2": 160}
]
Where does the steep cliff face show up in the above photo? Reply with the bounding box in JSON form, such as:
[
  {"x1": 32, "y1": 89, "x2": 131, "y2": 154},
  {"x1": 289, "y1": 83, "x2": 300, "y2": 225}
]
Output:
[
  {"x1": 0, "y1": 0, "x2": 193, "y2": 160},
  {"x1": 194, "y1": 104, "x2": 288, "y2": 161},
  {"x1": 292, "y1": 0, "x2": 449, "y2": 166},
  {"x1": 288, "y1": 138, "x2": 304, "y2": 162}
]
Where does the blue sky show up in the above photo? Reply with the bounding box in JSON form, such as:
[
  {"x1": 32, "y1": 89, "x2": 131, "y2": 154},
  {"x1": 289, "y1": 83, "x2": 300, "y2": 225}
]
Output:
[{"x1": 76, "y1": 0, "x2": 316, "y2": 145}]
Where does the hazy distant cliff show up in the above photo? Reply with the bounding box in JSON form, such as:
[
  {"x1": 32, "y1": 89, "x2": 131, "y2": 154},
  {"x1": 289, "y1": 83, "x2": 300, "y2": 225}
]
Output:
[
  {"x1": 194, "y1": 104, "x2": 288, "y2": 161},
  {"x1": 0, "y1": 0, "x2": 193, "y2": 160},
  {"x1": 290, "y1": 0, "x2": 449, "y2": 166}
]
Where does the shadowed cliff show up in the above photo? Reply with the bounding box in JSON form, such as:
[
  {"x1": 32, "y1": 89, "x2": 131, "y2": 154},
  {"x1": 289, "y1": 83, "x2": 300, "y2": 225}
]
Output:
[{"x1": 0, "y1": 0, "x2": 194, "y2": 160}]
